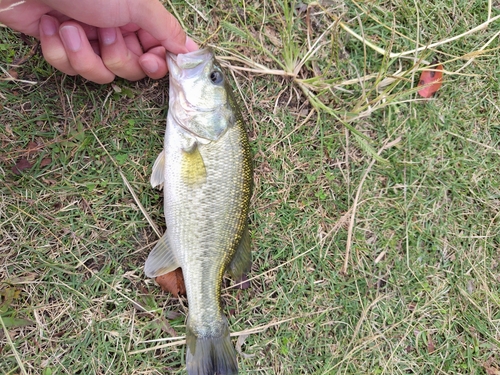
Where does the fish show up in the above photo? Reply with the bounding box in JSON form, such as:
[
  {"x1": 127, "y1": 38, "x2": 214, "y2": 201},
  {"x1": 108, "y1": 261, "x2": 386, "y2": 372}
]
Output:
[{"x1": 145, "y1": 47, "x2": 253, "y2": 375}]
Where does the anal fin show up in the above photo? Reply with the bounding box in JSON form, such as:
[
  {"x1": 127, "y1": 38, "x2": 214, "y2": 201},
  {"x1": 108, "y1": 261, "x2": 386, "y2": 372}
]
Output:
[{"x1": 144, "y1": 232, "x2": 180, "y2": 278}]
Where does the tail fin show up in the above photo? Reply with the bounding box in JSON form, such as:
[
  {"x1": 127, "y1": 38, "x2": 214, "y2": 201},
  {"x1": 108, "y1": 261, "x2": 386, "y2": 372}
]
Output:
[{"x1": 186, "y1": 318, "x2": 238, "y2": 375}]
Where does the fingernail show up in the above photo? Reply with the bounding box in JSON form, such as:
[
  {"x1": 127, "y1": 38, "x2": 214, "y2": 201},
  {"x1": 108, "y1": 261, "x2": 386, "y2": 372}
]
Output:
[
  {"x1": 99, "y1": 27, "x2": 116, "y2": 46},
  {"x1": 185, "y1": 36, "x2": 198, "y2": 52},
  {"x1": 141, "y1": 58, "x2": 159, "y2": 74},
  {"x1": 60, "y1": 25, "x2": 82, "y2": 52},
  {"x1": 40, "y1": 15, "x2": 57, "y2": 37}
]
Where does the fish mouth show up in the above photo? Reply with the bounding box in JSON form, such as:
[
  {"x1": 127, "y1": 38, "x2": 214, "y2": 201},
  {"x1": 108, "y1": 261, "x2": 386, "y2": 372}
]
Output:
[
  {"x1": 166, "y1": 47, "x2": 215, "y2": 109},
  {"x1": 167, "y1": 47, "x2": 214, "y2": 79},
  {"x1": 167, "y1": 47, "x2": 227, "y2": 142}
]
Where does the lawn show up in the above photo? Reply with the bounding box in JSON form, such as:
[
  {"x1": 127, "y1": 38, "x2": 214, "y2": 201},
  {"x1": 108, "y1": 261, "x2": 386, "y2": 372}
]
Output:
[{"x1": 1, "y1": 1, "x2": 500, "y2": 374}]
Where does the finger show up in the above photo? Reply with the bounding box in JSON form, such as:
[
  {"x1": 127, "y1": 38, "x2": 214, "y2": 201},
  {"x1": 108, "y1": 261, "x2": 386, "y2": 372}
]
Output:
[
  {"x1": 184, "y1": 36, "x2": 198, "y2": 52},
  {"x1": 39, "y1": 15, "x2": 78, "y2": 76},
  {"x1": 126, "y1": 1, "x2": 197, "y2": 54},
  {"x1": 0, "y1": 0, "x2": 52, "y2": 37},
  {"x1": 139, "y1": 46, "x2": 168, "y2": 80},
  {"x1": 79, "y1": 23, "x2": 98, "y2": 41},
  {"x1": 123, "y1": 31, "x2": 143, "y2": 57},
  {"x1": 59, "y1": 21, "x2": 115, "y2": 84},
  {"x1": 98, "y1": 27, "x2": 146, "y2": 81},
  {"x1": 45, "y1": 17, "x2": 100, "y2": 54},
  {"x1": 138, "y1": 28, "x2": 198, "y2": 54},
  {"x1": 39, "y1": 0, "x2": 198, "y2": 53},
  {"x1": 90, "y1": 40, "x2": 101, "y2": 56},
  {"x1": 137, "y1": 29, "x2": 160, "y2": 52},
  {"x1": 49, "y1": 12, "x2": 99, "y2": 40}
]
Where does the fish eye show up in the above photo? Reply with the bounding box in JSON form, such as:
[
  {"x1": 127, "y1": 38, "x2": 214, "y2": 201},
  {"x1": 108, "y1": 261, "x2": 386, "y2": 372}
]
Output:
[{"x1": 209, "y1": 70, "x2": 224, "y2": 85}]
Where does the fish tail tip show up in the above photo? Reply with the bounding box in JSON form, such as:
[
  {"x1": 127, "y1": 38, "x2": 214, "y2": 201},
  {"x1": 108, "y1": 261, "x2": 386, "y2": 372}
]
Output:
[{"x1": 186, "y1": 321, "x2": 238, "y2": 375}]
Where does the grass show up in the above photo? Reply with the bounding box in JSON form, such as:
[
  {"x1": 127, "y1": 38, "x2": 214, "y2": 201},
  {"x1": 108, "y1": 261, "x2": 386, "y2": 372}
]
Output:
[{"x1": 1, "y1": 0, "x2": 500, "y2": 374}]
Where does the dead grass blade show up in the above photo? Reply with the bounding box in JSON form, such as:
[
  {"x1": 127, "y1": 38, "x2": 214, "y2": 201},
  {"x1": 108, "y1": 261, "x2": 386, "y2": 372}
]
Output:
[
  {"x1": 130, "y1": 307, "x2": 338, "y2": 355},
  {"x1": 88, "y1": 127, "x2": 162, "y2": 238},
  {"x1": 0, "y1": 315, "x2": 28, "y2": 375},
  {"x1": 342, "y1": 136, "x2": 402, "y2": 274}
]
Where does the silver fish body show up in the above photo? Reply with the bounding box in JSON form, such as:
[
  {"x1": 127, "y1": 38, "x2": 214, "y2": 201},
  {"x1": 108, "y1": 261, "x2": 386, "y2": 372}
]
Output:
[{"x1": 145, "y1": 48, "x2": 252, "y2": 375}]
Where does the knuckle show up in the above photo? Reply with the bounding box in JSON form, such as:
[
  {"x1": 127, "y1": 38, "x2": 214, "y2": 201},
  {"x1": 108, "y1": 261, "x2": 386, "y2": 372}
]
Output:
[
  {"x1": 43, "y1": 49, "x2": 69, "y2": 68},
  {"x1": 101, "y1": 48, "x2": 132, "y2": 71},
  {"x1": 73, "y1": 62, "x2": 114, "y2": 83},
  {"x1": 102, "y1": 57, "x2": 127, "y2": 71}
]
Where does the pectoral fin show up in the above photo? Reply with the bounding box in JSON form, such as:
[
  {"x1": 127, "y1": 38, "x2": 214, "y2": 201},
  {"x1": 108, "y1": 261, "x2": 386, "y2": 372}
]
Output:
[
  {"x1": 151, "y1": 150, "x2": 165, "y2": 188},
  {"x1": 228, "y1": 224, "x2": 252, "y2": 285},
  {"x1": 181, "y1": 144, "x2": 207, "y2": 185},
  {"x1": 144, "y1": 232, "x2": 180, "y2": 278}
]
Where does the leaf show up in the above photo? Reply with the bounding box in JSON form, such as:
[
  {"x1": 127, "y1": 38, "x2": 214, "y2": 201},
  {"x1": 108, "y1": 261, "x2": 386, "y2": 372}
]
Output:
[
  {"x1": 0, "y1": 287, "x2": 21, "y2": 312},
  {"x1": 158, "y1": 316, "x2": 177, "y2": 337},
  {"x1": 121, "y1": 87, "x2": 135, "y2": 98},
  {"x1": 236, "y1": 273, "x2": 251, "y2": 290},
  {"x1": 165, "y1": 310, "x2": 182, "y2": 320},
  {"x1": 0, "y1": 316, "x2": 34, "y2": 328},
  {"x1": 427, "y1": 335, "x2": 436, "y2": 353},
  {"x1": 417, "y1": 60, "x2": 444, "y2": 98},
  {"x1": 155, "y1": 268, "x2": 186, "y2": 297},
  {"x1": 59, "y1": 141, "x2": 78, "y2": 148},
  {"x1": 40, "y1": 157, "x2": 52, "y2": 167},
  {"x1": 353, "y1": 133, "x2": 387, "y2": 164},
  {"x1": 115, "y1": 153, "x2": 128, "y2": 165},
  {"x1": 7, "y1": 69, "x2": 18, "y2": 79},
  {"x1": 235, "y1": 334, "x2": 255, "y2": 359},
  {"x1": 6, "y1": 274, "x2": 37, "y2": 285},
  {"x1": 12, "y1": 157, "x2": 33, "y2": 174},
  {"x1": 11, "y1": 41, "x2": 38, "y2": 65},
  {"x1": 483, "y1": 356, "x2": 500, "y2": 375},
  {"x1": 27, "y1": 141, "x2": 38, "y2": 156},
  {"x1": 111, "y1": 84, "x2": 122, "y2": 93}
]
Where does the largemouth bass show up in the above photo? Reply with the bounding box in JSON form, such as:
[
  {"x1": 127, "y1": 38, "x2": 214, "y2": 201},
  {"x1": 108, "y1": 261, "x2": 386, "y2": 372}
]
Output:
[{"x1": 145, "y1": 47, "x2": 252, "y2": 375}]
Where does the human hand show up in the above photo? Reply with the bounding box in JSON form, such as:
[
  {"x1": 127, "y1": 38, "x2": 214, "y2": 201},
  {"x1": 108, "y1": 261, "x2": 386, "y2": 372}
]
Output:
[{"x1": 0, "y1": 0, "x2": 198, "y2": 83}]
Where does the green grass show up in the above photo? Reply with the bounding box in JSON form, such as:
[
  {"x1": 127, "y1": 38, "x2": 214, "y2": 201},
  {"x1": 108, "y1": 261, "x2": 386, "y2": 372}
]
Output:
[{"x1": 1, "y1": 0, "x2": 500, "y2": 374}]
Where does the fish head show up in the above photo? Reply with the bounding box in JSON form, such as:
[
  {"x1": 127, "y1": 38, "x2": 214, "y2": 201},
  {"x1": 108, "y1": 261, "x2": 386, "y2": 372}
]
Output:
[{"x1": 167, "y1": 48, "x2": 235, "y2": 142}]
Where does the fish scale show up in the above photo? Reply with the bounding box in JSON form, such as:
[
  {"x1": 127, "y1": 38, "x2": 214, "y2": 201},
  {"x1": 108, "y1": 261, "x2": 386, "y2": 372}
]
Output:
[{"x1": 145, "y1": 47, "x2": 252, "y2": 375}]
